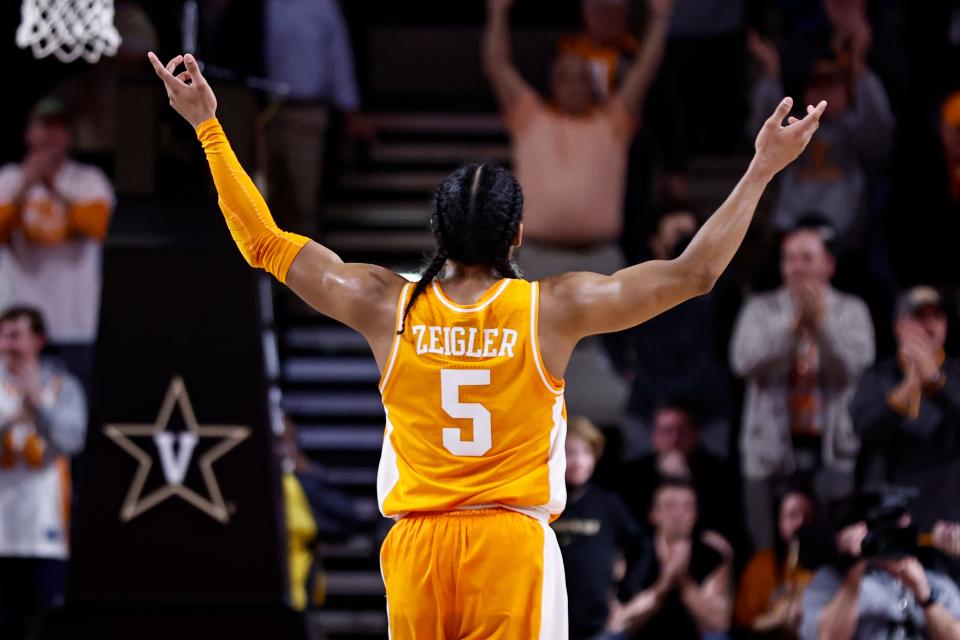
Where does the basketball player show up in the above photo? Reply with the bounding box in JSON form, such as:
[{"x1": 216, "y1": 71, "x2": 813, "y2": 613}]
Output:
[{"x1": 148, "y1": 51, "x2": 824, "y2": 639}]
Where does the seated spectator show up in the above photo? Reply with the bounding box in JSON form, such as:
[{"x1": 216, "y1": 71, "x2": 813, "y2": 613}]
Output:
[
  {"x1": 735, "y1": 486, "x2": 817, "y2": 639},
  {"x1": 852, "y1": 286, "x2": 960, "y2": 531},
  {"x1": 0, "y1": 98, "x2": 115, "y2": 392},
  {"x1": 619, "y1": 401, "x2": 743, "y2": 554},
  {"x1": 617, "y1": 478, "x2": 733, "y2": 639},
  {"x1": 621, "y1": 203, "x2": 732, "y2": 459},
  {"x1": 0, "y1": 306, "x2": 86, "y2": 640},
  {"x1": 482, "y1": 0, "x2": 672, "y2": 423},
  {"x1": 746, "y1": 8, "x2": 894, "y2": 255},
  {"x1": 276, "y1": 415, "x2": 360, "y2": 612},
  {"x1": 801, "y1": 506, "x2": 960, "y2": 640},
  {"x1": 552, "y1": 416, "x2": 642, "y2": 640},
  {"x1": 730, "y1": 219, "x2": 874, "y2": 550}
]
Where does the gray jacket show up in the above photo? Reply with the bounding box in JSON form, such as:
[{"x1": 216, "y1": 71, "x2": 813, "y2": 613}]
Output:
[{"x1": 730, "y1": 287, "x2": 875, "y2": 479}]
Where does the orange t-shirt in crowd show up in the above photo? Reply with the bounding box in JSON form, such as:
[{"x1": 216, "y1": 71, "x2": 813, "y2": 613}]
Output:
[
  {"x1": 377, "y1": 278, "x2": 567, "y2": 523},
  {"x1": 558, "y1": 33, "x2": 640, "y2": 97},
  {"x1": 505, "y1": 88, "x2": 636, "y2": 246},
  {"x1": 734, "y1": 547, "x2": 814, "y2": 629},
  {"x1": 0, "y1": 160, "x2": 113, "y2": 343}
]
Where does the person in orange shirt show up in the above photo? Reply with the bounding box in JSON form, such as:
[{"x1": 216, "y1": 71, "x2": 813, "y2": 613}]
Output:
[
  {"x1": 484, "y1": 0, "x2": 669, "y2": 262},
  {"x1": 149, "y1": 49, "x2": 824, "y2": 639},
  {"x1": 483, "y1": 0, "x2": 672, "y2": 423},
  {"x1": 0, "y1": 98, "x2": 114, "y2": 391},
  {"x1": 734, "y1": 487, "x2": 816, "y2": 639}
]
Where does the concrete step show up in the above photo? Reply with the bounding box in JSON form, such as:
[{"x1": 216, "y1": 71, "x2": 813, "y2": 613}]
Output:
[
  {"x1": 284, "y1": 327, "x2": 369, "y2": 352},
  {"x1": 284, "y1": 357, "x2": 380, "y2": 383},
  {"x1": 283, "y1": 391, "x2": 384, "y2": 417},
  {"x1": 325, "y1": 534, "x2": 377, "y2": 559},
  {"x1": 325, "y1": 571, "x2": 386, "y2": 596},
  {"x1": 309, "y1": 609, "x2": 387, "y2": 635},
  {"x1": 297, "y1": 425, "x2": 384, "y2": 451},
  {"x1": 325, "y1": 229, "x2": 435, "y2": 254},
  {"x1": 371, "y1": 141, "x2": 510, "y2": 165},
  {"x1": 341, "y1": 170, "x2": 450, "y2": 194},
  {"x1": 326, "y1": 200, "x2": 432, "y2": 227},
  {"x1": 352, "y1": 497, "x2": 379, "y2": 522},
  {"x1": 367, "y1": 112, "x2": 504, "y2": 135},
  {"x1": 326, "y1": 467, "x2": 379, "y2": 486}
]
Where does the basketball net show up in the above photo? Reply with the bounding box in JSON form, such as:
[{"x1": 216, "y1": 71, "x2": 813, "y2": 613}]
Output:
[{"x1": 16, "y1": 0, "x2": 121, "y2": 64}]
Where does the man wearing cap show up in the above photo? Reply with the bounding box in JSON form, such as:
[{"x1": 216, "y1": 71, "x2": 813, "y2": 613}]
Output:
[
  {"x1": 0, "y1": 98, "x2": 115, "y2": 391},
  {"x1": 852, "y1": 286, "x2": 960, "y2": 532}
]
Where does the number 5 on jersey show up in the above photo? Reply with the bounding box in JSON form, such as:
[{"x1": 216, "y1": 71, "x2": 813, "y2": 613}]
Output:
[{"x1": 441, "y1": 369, "x2": 492, "y2": 456}]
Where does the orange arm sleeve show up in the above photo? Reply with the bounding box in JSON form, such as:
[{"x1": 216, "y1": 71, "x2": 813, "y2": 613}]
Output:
[
  {"x1": 69, "y1": 201, "x2": 111, "y2": 241},
  {"x1": 196, "y1": 118, "x2": 309, "y2": 283}
]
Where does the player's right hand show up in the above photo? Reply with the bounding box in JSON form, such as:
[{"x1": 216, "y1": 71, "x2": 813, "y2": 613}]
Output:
[{"x1": 147, "y1": 52, "x2": 218, "y2": 130}]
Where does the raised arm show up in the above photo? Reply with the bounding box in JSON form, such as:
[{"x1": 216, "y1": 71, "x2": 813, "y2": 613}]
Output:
[
  {"x1": 148, "y1": 52, "x2": 405, "y2": 368},
  {"x1": 615, "y1": 0, "x2": 672, "y2": 117},
  {"x1": 540, "y1": 97, "x2": 825, "y2": 369},
  {"x1": 483, "y1": 0, "x2": 531, "y2": 110}
]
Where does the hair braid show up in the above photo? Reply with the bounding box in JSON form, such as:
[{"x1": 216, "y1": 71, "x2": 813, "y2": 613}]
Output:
[
  {"x1": 493, "y1": 177, "x2": 524, "y2": 278},
  {"x1": 397, "y1": 249, "x2": 447, "y2": 335},
  {"x1": 397, "y1": 185, "x2": 452, "y2": 334},
  {"x1": 396, "y1": 162, "x2": 525, "y2": 334}
]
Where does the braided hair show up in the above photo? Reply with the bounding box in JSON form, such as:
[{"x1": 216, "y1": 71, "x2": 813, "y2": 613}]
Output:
[{"x1": 398, "y1": 163, "x2": 524, "y2": 333}]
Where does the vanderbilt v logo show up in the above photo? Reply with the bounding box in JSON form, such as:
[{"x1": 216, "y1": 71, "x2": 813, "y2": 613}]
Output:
[
  {"x1": 154, "y1": 432, "x2": 199, "y2": 485},
  {"x1": 104, "y1": 376, "x2": 251, "y2": 523}
]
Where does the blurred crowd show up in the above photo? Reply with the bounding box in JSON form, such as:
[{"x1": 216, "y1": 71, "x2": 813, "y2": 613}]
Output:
[{"x1": 3, "y1": 0, "x2": 960, "y2": 638}]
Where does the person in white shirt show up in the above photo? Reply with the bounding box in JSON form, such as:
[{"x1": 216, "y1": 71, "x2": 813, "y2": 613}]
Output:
[
  {"x1": 0, "y1": 306, "x2": 86, "y2": 640},
  {"x1": 0, "y1": 98, "x2": 115, "y2": 393}
]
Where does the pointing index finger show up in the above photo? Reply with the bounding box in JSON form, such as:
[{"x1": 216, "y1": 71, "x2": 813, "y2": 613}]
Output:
[{"x1": 147, "y1": 51, "x2": 180, "y2": 89}]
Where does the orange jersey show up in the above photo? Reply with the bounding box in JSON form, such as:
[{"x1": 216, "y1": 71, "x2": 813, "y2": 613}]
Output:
[{"x1": 377, "y1": 278, "x2": 567, "y2": 522}]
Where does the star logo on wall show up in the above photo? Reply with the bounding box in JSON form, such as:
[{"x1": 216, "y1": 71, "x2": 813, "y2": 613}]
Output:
[{"x1": 104, "y1": 376, "x2": 251, "y2": 523}]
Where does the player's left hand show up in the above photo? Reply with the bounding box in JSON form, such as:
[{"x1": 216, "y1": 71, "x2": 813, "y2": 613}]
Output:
[
  {"x1": 147, "y1": 52, "x2": 218, "y2": 129},
  {"x1": 752, "y1": 97, "x2": 826, "y2": 180}
]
